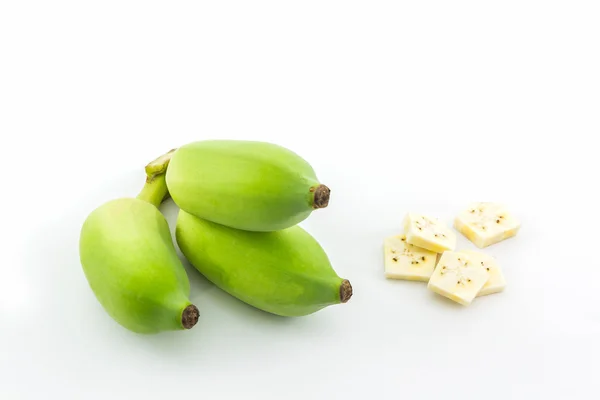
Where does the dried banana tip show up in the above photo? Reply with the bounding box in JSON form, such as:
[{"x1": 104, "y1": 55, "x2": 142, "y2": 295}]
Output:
[
  {"x1": 312, "y1": 184, "x2": 331, "y2": 209},
  {"x1": 340, "y1": 279, "x2": 353, "y2": 303},
  {"x1": 181, "y1": 304, "x2": 199, "y2": 329}
]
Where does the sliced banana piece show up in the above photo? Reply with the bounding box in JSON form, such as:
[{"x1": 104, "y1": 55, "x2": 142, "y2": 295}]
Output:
[
  {"x1": 459, "y1": 250, "x2": 506, "y2": 296},
  {"x1": 454, "y1": 202, "x2": 521, "y2": 248},
  {"x1": 403, "y1": 213, "x2": 456, "y2": 253},
  {"x1": 427, "y1": 251, "x2": 489, "y2": 306},
  {"x1": 383, "y1": 235, "x2": 438, "y2": 281}
]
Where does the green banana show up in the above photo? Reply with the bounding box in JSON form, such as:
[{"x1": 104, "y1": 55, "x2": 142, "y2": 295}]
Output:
[
  {"x1": 175, "y1": 210, "x2": 353, "y2": 317},
  {"x1": 79, "y1": 153, "x2": 199, "y2": 334},
  {"x1": 164, "y1": 140, "x2": 331, "y2": 232}
]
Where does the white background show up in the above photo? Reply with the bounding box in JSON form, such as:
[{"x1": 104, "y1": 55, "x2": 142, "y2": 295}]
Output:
[{"x1": 1, "y1": 1, "x2": 599, "y2": 399}]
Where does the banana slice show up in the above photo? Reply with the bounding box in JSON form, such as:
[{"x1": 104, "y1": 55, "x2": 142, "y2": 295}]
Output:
[
  {"x1": 458, "y1": 250, "x2": 506, "y2": 296},
  {"x1": 403, "y1": 213, "x2": 456, "y2": 253},
  {"x1": 383, "y1": 235, "x2": 438, "y2": 281},
  {"x1": 427, "y1": 251, "x2": 490, "y2": 306},
  {"x1": 454, "y1": 202, "x2": 521, "y2": 248}
]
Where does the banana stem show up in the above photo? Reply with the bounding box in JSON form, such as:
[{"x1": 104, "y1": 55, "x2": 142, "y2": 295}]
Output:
[
  {"x1": 145, "y1": 148, "x2": 177, "y2": 178},
  {"x1": 136, "y1": 174, "x2": 169, "y2": 208},
  {"x1": 136, "y1": 148, "x2": 177, "y2": 208}
]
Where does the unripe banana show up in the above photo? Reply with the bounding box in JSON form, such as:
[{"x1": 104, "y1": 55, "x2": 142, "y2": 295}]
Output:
[
  {"x1": 164, "y1": 140, "x2": 331, "y2": 232},
  {"x1": 175, "y1": 210, "x2": 353, "y2": 317},
  {"x1": 79, "y1": 152, "x2": 199, "y2": 334}
]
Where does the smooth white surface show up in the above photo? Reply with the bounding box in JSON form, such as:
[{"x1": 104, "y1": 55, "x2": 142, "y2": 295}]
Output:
[{"x1": 1, "y1": 1, "x2": 600, "y2": 399}]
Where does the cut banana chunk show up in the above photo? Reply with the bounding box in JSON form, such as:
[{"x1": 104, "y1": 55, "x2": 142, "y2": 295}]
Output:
[
  {"x1": 403, "y1": 213, "x2": 456, "y2": 253},
  {"x1": 459, "y1": 250, "x2": 506, "y2": 296},
  {"x1": 454, "y1": 202, "x2": 521, "y2": 248},
  {"x1": 427, "y1": 251, "x2": 489, "y2": 306},
  {"x1": 383, "y1": 235, "x2": 438, "y2": 281}
]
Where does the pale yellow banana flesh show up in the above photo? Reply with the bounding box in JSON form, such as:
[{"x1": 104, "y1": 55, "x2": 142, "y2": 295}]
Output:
[
  {"x1": 454, "y1": 202, "x2": 521, "y2": 248},
  {"x1": 427, "y1": 251, "x2": 490, "y2": 306},
  {"x1": 385, "y1": 205, "x2": 517, "y2": 306},
  {"x1": 403, "y1": 213, "x2": 457, "y2": 253},
  {"x1": 457, "y1": 250, "x2": 506, "y2": 297},
  {"x1": 383, "y1": 235, "x2": 438, "y2": 282}
]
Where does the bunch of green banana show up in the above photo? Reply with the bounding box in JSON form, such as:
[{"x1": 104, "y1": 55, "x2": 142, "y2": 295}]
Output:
[
  {"x1": 162, "y1": 139, "x2": 353, "y2": 317},
  {"x1": 78, "y1": 139, "x2": 352, "y2": 333}
]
